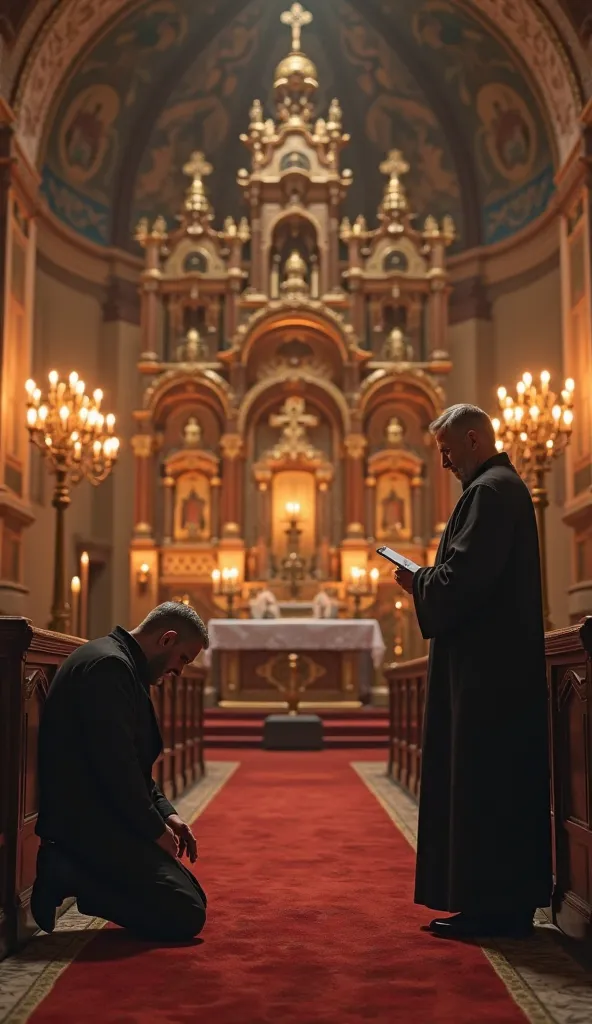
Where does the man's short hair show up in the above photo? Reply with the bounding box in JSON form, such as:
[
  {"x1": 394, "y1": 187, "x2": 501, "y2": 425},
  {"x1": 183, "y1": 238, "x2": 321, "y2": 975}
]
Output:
[
  {"x1": 138, "y1": 602, "x2": 209, "y2": 649},
  {"x1": 429, "y1": 404, "x2": 495, "y2": 444}
]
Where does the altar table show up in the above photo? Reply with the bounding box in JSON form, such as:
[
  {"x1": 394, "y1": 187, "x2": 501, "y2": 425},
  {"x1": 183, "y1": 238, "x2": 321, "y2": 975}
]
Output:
[{"x1": 206, "y1": 618, "x2": 386, "y2": 706}]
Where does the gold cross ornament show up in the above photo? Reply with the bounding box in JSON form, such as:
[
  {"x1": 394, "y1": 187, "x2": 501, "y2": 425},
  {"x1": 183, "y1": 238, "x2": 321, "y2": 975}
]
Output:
[
  {"x1": 280, "y1": 2, "x2": 313, "y2": 52},
  {"x1": 182, "y1": 151, "x2": 213, "y2": 182},
  {"x1": 379, "y1": 150, "x2": 410, "y2": 180}
]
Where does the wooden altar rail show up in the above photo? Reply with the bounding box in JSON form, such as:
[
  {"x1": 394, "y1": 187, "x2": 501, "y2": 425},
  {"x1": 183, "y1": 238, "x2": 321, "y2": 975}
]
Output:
[
  {"x1": 0, "y1": 618, "x2": 206, "y2": 960},
  {"x1": 385, "y1": 618, "x2": 592, "y2": 940}
]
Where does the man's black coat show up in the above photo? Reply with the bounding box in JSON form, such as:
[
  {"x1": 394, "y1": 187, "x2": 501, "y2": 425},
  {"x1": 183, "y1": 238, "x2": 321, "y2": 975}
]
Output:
[
  {"x1": 37, "y1": 626, "x2": 176, "y2": 873},
  {"x1": 412, "y1": 453, "x2": 552, "y2": 914}
]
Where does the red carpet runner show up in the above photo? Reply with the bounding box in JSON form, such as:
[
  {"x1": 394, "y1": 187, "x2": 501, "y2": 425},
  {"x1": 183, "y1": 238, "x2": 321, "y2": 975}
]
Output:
[{"x1": 28, "y1": 752, "x2": 528, "y2": 1023}]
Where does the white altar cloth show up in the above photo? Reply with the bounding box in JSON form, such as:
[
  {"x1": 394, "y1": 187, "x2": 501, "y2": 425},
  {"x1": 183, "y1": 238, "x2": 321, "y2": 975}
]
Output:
[{"x1": 206, "y1": 618, "x2": 386, "y2": 668}]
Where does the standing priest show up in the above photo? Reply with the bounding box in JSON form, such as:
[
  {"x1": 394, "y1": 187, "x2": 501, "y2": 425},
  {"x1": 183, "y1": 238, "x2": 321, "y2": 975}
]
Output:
[{"x1": 394, "y1": 403, "x2": 552, "y2": 940}]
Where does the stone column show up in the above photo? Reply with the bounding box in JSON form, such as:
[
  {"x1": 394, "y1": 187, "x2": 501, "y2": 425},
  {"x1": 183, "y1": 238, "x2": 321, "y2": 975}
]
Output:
[
  {"x1": 316, "y1": 469, "x2": 332, "y2": 577},
  {"x1": 410, "y1": 474, "x2": 424, "y2": 545},
  {"x1": 131, "y1": 434, "x2": 155, "y2": 539},
  {"x1": 162, "y1": 474, "x2": 175, "y2": 544},
  {"x1": 210, "y1": 475, "x2": 221, "y2": 542},
  {"x1": 254, "y1": 469, "x2": 271, "y2": 579},
  {"x1": 556, "y1": 100, "x2": 592, "y2": 621},
  {"x1": 220, "y1": 433, "x2": 244, "y2": 534},
  {"x1": 139, "y1": 241, "x2": 162, "y2": 358},
  {"x1": 0, "y1": 99, "x2": 38, "y2": 615},
  {"x1": 365, "y1": 475, "x2": 376, "y2": 541},
  {"x1": 344, "y1": 434, "x2": 367, "y2": 536}
]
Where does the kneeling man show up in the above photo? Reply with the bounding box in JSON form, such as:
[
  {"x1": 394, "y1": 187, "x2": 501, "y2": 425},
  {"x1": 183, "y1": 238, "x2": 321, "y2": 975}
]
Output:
[{"x1": 33, "y1": 602, "x2": 208, "y2": 942}]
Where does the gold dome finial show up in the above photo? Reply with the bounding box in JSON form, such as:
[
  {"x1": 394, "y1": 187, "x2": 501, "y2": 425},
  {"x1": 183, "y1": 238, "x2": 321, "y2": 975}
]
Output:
[
  {"x1": 182, "y1": 151, "x2": 213, "y2": 218},
  {"x1": 280, "y1": 3, "x2": 313, "y2": 52},
  {"x1": 378, "y1": 149, "x2": 410, "y2": 221},
  {"x1": 275, "y1": 3, "x2": 317, "y2": 123}
]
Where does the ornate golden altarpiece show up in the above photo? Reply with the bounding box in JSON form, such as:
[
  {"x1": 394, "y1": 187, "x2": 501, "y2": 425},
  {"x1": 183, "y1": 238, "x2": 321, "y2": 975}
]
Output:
[{"x1": 130, "y1": 4, "x2": 454, "y2": 697}]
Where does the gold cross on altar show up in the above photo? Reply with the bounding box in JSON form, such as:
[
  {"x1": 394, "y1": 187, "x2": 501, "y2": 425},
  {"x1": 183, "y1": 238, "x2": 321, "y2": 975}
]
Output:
[
  {"x1": 182, "y1": 151, "x2": 213, "y2": 182},
  {"x1": 280, "y1": 3, "x2": 312, "y2": 52},
  {"x1": 270, "y1": 396, "x2": 318, "y2": 455},
  {"x1": 379, "y1": 150, "x2": 410, "y2": 180}
]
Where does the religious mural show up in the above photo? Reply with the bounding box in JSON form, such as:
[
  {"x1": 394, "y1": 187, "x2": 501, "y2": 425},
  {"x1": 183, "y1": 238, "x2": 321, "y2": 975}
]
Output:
[
  {"x1": 407, "y1": 0, "x2": 554, "y2": 243},
  {"x1": 41, "y1": 0, "x2": 555, "y2": 250}
]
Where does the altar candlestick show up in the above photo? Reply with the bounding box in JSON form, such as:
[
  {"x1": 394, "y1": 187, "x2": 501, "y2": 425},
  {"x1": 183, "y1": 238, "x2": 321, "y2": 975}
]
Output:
[
  {"x1": 71, "y1": 576, "x2": 81, "y2": 636},
  {"x1": 80, "y1": 551, "x2": 89, "y2": 638}
]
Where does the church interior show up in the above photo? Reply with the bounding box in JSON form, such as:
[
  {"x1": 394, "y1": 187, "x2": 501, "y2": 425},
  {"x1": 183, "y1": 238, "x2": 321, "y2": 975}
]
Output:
[{"x1": 1, "y1": 0, "x2": 592, "y2": 1020}]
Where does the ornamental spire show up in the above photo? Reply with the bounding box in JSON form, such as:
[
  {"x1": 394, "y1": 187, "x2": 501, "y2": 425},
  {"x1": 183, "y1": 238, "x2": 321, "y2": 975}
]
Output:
[{"x1": 280, "y1": 2, "x2": 313, "y2": 52}]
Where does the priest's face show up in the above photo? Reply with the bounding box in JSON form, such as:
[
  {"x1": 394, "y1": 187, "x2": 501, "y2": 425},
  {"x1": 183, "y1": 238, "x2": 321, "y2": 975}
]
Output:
[
  {"x1": 435, "y1": 426, "x2": 481, "y2": 485},
  {"x1": 146, "y1": 631, "x2": 204, "y2": 685}
]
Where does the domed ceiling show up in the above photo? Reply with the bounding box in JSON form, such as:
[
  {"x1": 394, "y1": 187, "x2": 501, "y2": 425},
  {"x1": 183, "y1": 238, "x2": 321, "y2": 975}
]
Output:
[{"x1": 40, "y1": 0, "x2": 556, "y2": 254}]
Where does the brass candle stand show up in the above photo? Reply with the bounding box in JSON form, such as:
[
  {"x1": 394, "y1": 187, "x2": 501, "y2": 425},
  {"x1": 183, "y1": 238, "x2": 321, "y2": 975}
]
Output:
[
  {"x1": 492, "y1": 369, "x2": 574, "y2": 632},
  {"x1": 347, "y1": 566, "x2": 379, "y2": 619},
  {"x1": 25, "y1": 371, "x2": 119, "y2": 634}
]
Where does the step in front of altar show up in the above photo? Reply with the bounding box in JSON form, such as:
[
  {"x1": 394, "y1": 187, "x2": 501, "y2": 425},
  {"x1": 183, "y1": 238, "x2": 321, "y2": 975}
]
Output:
[{"x1": 204, "y1": 708, "x2": 389, "y2": 749}]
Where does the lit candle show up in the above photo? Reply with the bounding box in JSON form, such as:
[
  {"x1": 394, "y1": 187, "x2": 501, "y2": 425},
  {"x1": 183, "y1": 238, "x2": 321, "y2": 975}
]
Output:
[
  {"x1": 80, "y1": 551, "x2": 89, "y2": 638},
  {"x1": 211, "y1": 568, "x2": 221, "y2": 595},
  {"x1": 370, "y1": 567, "x2": 379, "y2": 594},
  {"x1": 71, "y1": 576, "x2": 81, "y2": 636}
]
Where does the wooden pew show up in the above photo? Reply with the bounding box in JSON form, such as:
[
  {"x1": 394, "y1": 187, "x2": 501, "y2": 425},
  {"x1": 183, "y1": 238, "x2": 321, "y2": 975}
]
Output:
[
  {"x1": 152, "y1": 663, "x2": 206, "y2": 800},
  {"x1": 385, "y1": 618, "x2": 592, "y2": 940},
  {"x1": 0, "y1": 619, "x2": 84, "y2": 959},
  {"x1": 0, "y1": 618, "x2": 207, "y2": 960}
]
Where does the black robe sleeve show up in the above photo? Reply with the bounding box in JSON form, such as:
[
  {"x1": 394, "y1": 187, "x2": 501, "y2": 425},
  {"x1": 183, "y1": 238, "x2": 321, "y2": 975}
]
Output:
[
  {"x1": 151, "y1": 780, "x2": 177, "y2": 821},
  {"x1": 78, "y1": 657, "x2": 167, "y2": 841},
  {"x1": 412, "y1": 482, "x2": 514, "y2": 640}
]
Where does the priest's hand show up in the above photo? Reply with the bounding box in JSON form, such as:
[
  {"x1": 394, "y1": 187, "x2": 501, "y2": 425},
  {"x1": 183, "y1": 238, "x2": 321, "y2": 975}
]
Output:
[
  {"x1": 166, "y1": 814, "x2": 198, "y2": 862},
  {"x1": 156, "y1": 823, "x2": 179, "y2": 859},
  {"x1": 393, "y1": 566, "x2": 414, "y2": 595}
]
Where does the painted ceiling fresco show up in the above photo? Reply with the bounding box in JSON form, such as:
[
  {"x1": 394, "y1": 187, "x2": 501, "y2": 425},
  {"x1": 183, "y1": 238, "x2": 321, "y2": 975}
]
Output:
[{"x1": 40, "y1": 0, "x2": 555, "y2": 252}]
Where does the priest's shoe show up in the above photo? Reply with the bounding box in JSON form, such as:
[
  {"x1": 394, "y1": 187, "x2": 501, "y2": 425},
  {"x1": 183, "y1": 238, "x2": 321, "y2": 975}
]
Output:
[
  {"x1": 429, "y1": 911, "x2": 535, "y2": 940},
  {"x1": 31, "y1": 842, "x2": 79, "y2": 934}
]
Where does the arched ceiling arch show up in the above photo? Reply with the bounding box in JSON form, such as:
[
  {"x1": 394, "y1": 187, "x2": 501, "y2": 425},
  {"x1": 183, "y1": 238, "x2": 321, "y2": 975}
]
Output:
[
  {"x1": 9, "y1": 0, "x2": 586, "y2": 252},
  {"x1": 12, "y1": 0, "x2": 584, "y2": 170}
]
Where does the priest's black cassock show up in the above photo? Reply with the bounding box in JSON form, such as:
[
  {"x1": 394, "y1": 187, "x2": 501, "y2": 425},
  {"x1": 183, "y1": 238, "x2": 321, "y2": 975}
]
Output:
[{"x1": 412, "y1": 452, "x2": 552, "y2": 914}]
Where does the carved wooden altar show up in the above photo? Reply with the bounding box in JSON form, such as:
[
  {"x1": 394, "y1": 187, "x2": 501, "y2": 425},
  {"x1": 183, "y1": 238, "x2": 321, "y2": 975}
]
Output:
[{"x1": 130, "y1": 3, "x2": 454, "y2": 671}]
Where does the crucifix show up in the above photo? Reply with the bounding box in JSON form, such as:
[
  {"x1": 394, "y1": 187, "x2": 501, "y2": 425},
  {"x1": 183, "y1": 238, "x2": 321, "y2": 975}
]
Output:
[
  {"x1": 379, "y1": 149, "x2": 410, "y2": 183},
  {"x1": 269, "y1": 396, "x2": 319, "y2": 459},
  {"x1": 280, "y1": 2, "x2": 313, "y2": 52},
  {"x1": 182, "y1": 151, "x2": 213, "y2": 184}
]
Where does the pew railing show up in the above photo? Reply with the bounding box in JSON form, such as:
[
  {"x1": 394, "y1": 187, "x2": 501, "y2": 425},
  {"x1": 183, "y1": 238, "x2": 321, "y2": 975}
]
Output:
[
  {"x1": 385, "y1": 618, "x2": 592, "y2": 940},
  {"x1": 0, "y1": 618, "x2": 207, "y2": 960}
]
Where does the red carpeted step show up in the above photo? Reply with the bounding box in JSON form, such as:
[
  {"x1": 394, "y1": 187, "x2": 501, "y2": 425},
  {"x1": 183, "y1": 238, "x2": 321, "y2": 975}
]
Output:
[
  {"x1": 204, "y1": 708, "x2": 389, "y2": 748},
  {"x1": 27, "y1": 751, "x2": 531, "y2": 1024}
]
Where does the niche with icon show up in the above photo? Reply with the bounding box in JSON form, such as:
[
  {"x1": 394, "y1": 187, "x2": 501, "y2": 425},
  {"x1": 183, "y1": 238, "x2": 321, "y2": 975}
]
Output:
[
  {"x1": 173, "y1": 472, "x2": 211, "y2": 541},
  {"x1": 375, "y1": 472, "x2": 411, "y2": 541}
]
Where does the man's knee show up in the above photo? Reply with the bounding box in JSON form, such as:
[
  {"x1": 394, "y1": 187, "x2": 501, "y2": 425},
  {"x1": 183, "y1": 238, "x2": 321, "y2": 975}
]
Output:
[{"x1": 156, "y1": 889, "x2": 206, "y2": 941}]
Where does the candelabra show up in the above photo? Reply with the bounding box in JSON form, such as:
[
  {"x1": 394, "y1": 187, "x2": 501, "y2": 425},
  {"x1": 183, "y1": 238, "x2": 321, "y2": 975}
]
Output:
[
  {"x1": 212, "y1": 567, "x2": 241, "y2": 618},
  {"x1": 347, "y1": 566, "x2": 379, "y2": 619},
  {"x1": 25, "y1": 371, "x2": 119, "y2": 634},
  {"x1": 280, "y1": 501, "x2": 306, "y2": 598},
  {"x1": 492, "y1": 369, "x2": 574, "y2": 632},
  {"x1": 393, "y1": 598, "x2": 405, "y2": 659}
]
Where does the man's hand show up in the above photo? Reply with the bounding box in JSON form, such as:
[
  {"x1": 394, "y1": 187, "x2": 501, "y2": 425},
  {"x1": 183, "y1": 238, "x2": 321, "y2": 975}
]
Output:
[
  {"x1": 166, "y1": 814, "x2": 198, "y2": 863},
  {"x1": 156, "y1": 823, "x2": 179, "y2": 859},
  {"x1": 393, "y1": 566, "x2": 415, "y2": 595}
]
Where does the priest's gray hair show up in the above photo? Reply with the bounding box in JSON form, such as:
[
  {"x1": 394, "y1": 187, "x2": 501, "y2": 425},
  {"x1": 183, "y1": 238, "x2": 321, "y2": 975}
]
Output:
[
  {"x1": 429, "y1": 404, "x2": 496, "y2": 443},
  {"x1": 138, "y1": 601, "x2": 209, "y2": 648}
]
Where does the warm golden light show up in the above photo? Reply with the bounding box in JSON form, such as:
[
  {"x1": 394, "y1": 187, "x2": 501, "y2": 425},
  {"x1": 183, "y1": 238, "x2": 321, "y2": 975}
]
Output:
[
  {"x1": 80, "y1": 551, "x2": 89, "y2": 567},
  {"x1": 71, "y1": 575, "x2": 81, "y2": 594},
  {"x1": 492, "y1": 370, "x2": 575, "y2": 633},
  {"x1": 285, "y1": 501, "x2": 301, "y2": 517},
  {"x1": 25, "y1": 372, "x2": 119, "y2": 487}
]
